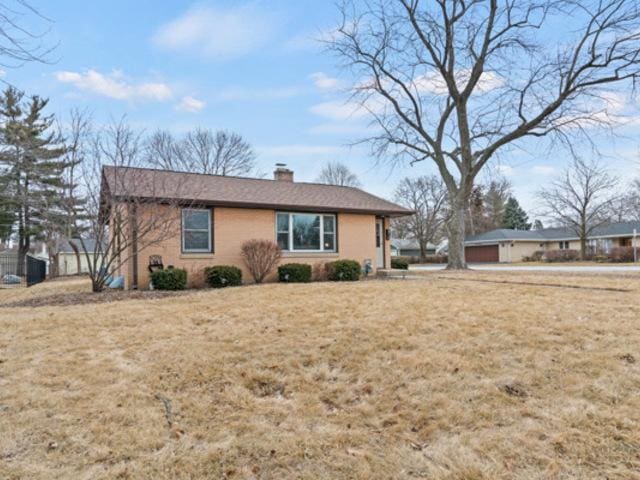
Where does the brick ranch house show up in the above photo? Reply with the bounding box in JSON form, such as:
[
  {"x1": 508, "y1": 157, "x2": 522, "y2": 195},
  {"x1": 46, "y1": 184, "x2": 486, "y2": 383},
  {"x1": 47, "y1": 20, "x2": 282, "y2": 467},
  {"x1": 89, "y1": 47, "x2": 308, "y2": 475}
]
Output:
[
  {"x1": 464, "y1": 221, "x2": 640, "y2": 263},
  {"x1": 100, "y1": 165, "x2": 412, "y2": 289}
]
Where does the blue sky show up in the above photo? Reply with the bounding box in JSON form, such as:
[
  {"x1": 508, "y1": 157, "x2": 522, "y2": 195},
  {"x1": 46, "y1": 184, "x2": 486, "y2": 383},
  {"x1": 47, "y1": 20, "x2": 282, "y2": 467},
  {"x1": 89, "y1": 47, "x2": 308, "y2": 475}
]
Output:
[{"x1": 6, "y1": 0, "x2": 639, "y2": 219}]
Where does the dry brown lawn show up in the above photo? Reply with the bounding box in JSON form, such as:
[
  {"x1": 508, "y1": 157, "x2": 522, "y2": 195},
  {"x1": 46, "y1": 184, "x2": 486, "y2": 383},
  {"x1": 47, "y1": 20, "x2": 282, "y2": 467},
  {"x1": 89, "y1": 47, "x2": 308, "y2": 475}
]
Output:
[
  {"x1": 494, "y1": 261, "x2": 638, "y2": 267},
  {"x1": 1, "y1": 272, "x2": 639, "y2": 479}
]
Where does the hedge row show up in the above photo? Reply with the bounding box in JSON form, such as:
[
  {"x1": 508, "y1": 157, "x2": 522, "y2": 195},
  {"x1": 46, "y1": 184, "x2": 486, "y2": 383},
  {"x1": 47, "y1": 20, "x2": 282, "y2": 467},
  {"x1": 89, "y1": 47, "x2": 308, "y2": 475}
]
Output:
[
  {"x1": 392, "y1": 254, "x2": 448, "y2": 264},
  {"x1": 523, "y1": 246, "x2": 637, "y2": 263},
  {"x1": 391, "y1": 257, "x2": 409, "y2": 270},
  {"x1": 149, "y1": 258, "x2": 367, "y2": 291}
]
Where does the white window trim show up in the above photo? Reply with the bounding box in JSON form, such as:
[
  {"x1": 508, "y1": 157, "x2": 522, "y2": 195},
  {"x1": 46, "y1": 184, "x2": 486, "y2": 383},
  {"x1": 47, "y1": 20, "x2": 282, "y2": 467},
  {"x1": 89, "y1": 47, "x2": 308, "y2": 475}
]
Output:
[
  {"x1": 276, "y1": 212, "x2": 336, "y2": 253},
  {"x1": 182, "y1": 208, "x2": 212, "y2": 253}
]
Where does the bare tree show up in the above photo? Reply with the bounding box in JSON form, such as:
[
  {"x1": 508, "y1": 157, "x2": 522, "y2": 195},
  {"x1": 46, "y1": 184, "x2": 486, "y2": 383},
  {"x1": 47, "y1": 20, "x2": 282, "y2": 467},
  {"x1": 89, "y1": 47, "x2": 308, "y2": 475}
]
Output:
[
  {"x1": 146, "y1": 128, "x2": 256, "y2": 177},
  {"x1": 329, "y1": 0, "x2": 640, "y2": 269},
  {"x1": 619, "y1": 178, "x2": 640, "y2": 222},
  {"x1": 53, "y1": 108, "x2": 92, "y2": 275},
  {"x1": 316, "y1": 161, "x2": 362, "y2": 187},
  {"x1": 145, "y1": 129, "x2": 182, "y2": 171},
  {"x1": 0, "y1": 1, "x2": 55, "y2": 67},
  {"x1": 78, "y1": 118, "x2": 192, "y2": 292},
  {"x1": 608, "y1": 189, "x2": 639, "y2": 222},
  {"x1": 393, "y1": 175, "x2": 448, "y2": 261},
  {"x1": 537, "y1": 159, "x2": 619, "y2": 259}
]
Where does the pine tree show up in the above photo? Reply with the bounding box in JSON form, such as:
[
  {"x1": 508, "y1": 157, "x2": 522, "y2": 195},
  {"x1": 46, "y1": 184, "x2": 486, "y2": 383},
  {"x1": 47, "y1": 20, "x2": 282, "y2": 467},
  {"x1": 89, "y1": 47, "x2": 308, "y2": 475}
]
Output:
[
  {"x1": 0, "y1": 171, "x2": 13, "y2": 242},
  {"x1": 502, "y1": 197, "x2": 531, "y2": 230},
  {"x1": 484, "y1": 179, "x2": 511, "y2": 230},
  {"x1": 0, "y1": 87, "x2": 66, "y2": 271},
  {"x1": 467, "y1": 185, "x2": 485, "y2": 234}
]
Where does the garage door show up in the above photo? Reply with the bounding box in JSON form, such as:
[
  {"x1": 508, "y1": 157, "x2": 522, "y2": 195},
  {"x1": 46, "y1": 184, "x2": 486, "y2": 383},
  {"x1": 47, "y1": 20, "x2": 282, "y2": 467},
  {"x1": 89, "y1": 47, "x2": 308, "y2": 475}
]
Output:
[{"x1": 465, "y1": 245, "x2": 499, "y2": 263}]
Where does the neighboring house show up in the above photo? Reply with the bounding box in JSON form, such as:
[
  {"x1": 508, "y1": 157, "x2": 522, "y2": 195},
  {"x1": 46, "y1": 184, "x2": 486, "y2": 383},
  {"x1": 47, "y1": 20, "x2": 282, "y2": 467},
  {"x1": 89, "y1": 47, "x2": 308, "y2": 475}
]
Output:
[
  {"x1": 390, "y1": 238, "x2": 436, "y2": 257},
  {"x1": 57, "y1": 239, "x2": 103, "y2": 275},
  {"x1": 464, "y1": 221, "x2": 640, "y2": 263},
  {"x1": 101, "y1": 165, "x2": 413, "y2": 289}
]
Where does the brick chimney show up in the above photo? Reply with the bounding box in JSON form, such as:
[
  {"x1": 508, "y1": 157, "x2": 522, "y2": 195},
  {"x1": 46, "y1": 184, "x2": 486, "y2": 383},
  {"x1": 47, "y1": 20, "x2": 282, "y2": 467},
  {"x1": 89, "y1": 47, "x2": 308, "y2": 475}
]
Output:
[{"x1": 274, "y1": 163, "x2": 294, "y2": 182}]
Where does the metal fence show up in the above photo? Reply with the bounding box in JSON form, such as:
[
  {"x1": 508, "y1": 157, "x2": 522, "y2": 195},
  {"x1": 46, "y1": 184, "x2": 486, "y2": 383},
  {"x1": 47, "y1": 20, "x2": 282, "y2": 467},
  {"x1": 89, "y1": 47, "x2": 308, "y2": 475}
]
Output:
[{"x1": 0, "y1": 252, "x2": 46, "y2": 288}]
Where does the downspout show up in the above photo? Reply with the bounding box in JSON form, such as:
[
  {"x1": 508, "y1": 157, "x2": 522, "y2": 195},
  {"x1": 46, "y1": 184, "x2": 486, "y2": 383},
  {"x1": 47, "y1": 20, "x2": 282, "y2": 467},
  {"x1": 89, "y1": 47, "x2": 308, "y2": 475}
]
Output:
[{"x1": 131, "y1": 203, "x2": 138, "y2": 290}]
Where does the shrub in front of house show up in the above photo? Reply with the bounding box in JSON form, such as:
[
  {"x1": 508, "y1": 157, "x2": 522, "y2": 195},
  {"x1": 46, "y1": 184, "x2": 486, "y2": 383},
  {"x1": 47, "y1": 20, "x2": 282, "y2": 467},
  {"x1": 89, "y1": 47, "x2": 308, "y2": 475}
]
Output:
[
  {"x1": 278, "y1": 263, "x2": 312, "y2": 283},
  {"x1": 204, "y1": 265, "x2": 242, "y2": 288},
  {"x1": 326, "y1": 259, "x2": 361, "y2": 281},
  {"x1": 151, "y1": 268, "x2": 187, "y2": 290},
  {"x1": 531, "y1": 251, "x2": 545, "y2": 261},
  {"x1": 422, "y1": 254, "x2": 448, "y2": 264},
  {"x1": 312, "y1": 261, "x2": 329, "y2": 281},
  {"x1": 543, "y1": 249, "x2": 580, "y2": 262},
  {"x1": 608, "y1": 246, "x2": 634, "y2": 263},
  {"x1": 522, "y1": 251, "x2": 545, "y2": 262},
  {"x1": 391, "y1": 257, "x2": 409, "y2": 270},
  {"x1": 241, "y1": 239, "x2": 282, "y2": 283}
]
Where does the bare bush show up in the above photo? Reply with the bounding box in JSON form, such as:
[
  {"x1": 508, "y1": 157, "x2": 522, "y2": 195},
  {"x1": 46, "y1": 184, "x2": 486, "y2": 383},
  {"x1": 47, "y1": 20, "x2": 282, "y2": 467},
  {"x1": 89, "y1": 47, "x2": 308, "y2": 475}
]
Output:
[
  {"x1": 241, "y1": 239, "x2": 282, "y2": 283},
  {"x1": 544, "y1": 250, "x2": 580, "y2": 262}
]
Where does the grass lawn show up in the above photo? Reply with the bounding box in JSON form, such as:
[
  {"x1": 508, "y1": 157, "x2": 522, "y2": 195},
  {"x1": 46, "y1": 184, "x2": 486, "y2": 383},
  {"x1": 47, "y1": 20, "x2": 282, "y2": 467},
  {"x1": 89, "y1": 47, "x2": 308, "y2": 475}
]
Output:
[{"x1": 1, "y1": 273, "x2": 639, "y2": 479}]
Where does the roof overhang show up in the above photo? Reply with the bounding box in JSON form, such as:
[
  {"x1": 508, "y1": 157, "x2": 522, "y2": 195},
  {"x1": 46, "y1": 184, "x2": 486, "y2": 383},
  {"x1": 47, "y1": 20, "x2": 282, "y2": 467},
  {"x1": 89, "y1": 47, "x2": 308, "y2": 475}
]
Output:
[{"x1": 110, "y1": 195, "x2": 414, "y2": 217}]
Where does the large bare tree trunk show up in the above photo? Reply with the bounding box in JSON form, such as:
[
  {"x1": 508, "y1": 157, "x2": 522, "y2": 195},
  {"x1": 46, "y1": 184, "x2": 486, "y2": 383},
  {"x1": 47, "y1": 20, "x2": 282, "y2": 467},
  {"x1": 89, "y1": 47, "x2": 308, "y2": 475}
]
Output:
[
  {"x1": 447, "y1": 195, "x2": 468, "y2": 270},
  {"x1": 580, "y1": 221, "x2": 588, "y2": 260},
  {"x1": 68, "y1": 240, "x2": 81, "y2": 275}
]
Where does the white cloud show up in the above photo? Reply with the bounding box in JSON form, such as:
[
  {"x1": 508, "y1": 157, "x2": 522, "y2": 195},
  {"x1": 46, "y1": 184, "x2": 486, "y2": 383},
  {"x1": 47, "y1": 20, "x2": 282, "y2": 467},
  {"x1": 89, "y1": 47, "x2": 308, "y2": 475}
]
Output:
[
  {"x1": 215, "y1": 86, "x2": 304, "y2": 102},
  {"x1": 176, "y1": 95, "x2": 205, "y2": 113},
  {"x1": 55, "y1": 69, "x2": 172, "y2": 102},
  {"x1": 310, "y1": 72, "x2": 341, "y2": 90},
  {"x1": 308, "y1": 97, "x2": 385, "y2": 136},
  {"x1": 309, "y1": 100, "x2": 376, "y2": 121},
  {"x1": 495, "y1": 164, "x2": 515, "y2": 177},
  {"x1": 152, "y1": 3, "x2": 275, "y2": 59},
  {"x1": 308, "y1": 123, "x2": 372, "y2": 135},
  {"x1": 530, "y1": 165, "x2": 556, "y2": 175}
]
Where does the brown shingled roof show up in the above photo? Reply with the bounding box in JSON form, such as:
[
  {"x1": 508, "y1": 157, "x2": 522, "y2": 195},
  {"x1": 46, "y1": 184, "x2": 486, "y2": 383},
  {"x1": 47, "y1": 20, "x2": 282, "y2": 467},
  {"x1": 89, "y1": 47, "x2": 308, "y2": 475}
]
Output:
[{"x1": 102, "y1": 166, "x2": 413, "y2": 216}]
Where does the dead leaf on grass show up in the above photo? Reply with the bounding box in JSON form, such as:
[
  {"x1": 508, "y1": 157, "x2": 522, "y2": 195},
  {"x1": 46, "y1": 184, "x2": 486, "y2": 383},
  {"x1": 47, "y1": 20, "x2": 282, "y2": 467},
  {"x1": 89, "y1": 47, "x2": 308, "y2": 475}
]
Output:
[
  {"x1": 245, "y1": 376, "x2": 286, "y2": 398},
  {"x1": 620, "y1": 354, "x2": 636, "y2": 364},
  {"x1": 502, "y1": 382, "x2": 527, "y2": 398}
]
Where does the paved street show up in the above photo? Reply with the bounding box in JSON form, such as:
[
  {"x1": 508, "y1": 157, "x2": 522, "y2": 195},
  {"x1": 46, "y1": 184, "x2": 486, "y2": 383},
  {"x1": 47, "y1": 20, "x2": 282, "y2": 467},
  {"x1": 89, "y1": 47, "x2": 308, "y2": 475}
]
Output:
[{"x1": 410, "y1": 264, "x2": 640, "y2": 272}]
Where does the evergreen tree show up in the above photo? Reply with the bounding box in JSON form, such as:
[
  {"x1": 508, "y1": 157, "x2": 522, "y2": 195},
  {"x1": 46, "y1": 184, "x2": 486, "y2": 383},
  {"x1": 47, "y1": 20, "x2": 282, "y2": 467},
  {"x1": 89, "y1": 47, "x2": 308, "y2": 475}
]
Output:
[
  {"x1": 0, "y1": 172, "x2": 14, "y2": 242},
  {"x1": 502, "y1": 197, "x2": 531, "y2": 230},
  {"x1": 467, "y1": 178, "x2": 512, "y2": 234},
  {"x1": 0, "y1": 87, "x2": 66, "y2": 271},
  {"x1": 484, "y1": 178, "x2": 512, "y2": 230}
]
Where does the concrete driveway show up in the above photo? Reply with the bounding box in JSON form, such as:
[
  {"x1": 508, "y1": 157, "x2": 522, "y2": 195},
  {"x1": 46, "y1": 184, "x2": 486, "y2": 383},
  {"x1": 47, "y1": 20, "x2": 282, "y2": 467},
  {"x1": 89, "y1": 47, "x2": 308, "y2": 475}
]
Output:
[{"x1": 410, "y1": 264, "x2": 640, "y2": 272}]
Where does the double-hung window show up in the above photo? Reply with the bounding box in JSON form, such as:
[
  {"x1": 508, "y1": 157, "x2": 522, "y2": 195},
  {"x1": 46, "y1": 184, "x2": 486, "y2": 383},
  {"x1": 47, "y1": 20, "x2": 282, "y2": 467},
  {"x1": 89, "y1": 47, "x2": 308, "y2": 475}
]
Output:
[
  {"x1": 182, "y1": 208, "x2": 212, "y2": 253},
  {"x1": 276, "y1": 212, "x2": 336, "y2": 252}
]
